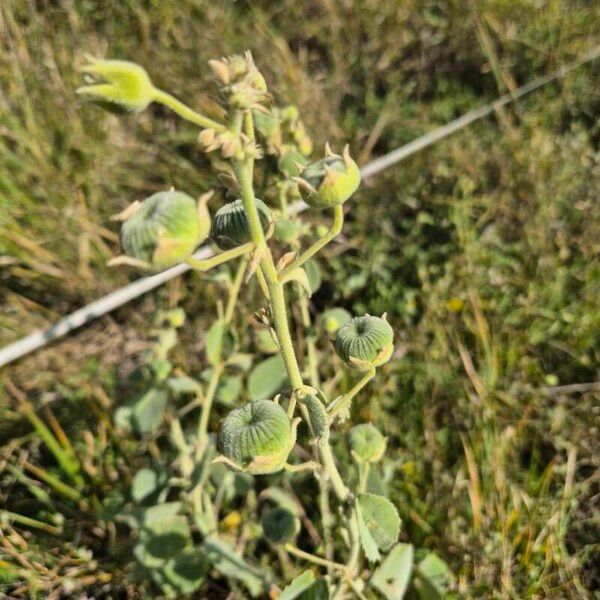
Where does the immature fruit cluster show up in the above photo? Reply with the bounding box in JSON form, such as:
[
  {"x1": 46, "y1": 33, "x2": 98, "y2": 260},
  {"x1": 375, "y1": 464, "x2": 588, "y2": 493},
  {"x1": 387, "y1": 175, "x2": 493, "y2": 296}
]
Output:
[
  {"x1": 77, "y1": 57, "x2": 156, "y2": 112},
  {"x1": 294, "y1": 144, "x2": 361, "y2": 209},
  {"x1": 216, "y1": 400, "x2": 296, "y2": 475},
  {"x1": 334, "y1": 315, "x2": 394, "y2": 371},
  {"x1": 119, "y1": 190, "x2": 210, "y2": 269},
  {"x1": 210, "y1": 198, "x2": 273, "y2": 249},
  {"x1": 349, "y1": 423, "x2": 387, "y2": 463}
]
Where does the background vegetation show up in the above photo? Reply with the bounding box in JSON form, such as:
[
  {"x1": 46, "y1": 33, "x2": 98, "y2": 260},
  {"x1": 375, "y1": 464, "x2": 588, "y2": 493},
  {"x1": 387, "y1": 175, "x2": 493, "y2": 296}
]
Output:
[{"x1": 1, "y1": 0, "x2": 599, "y2": 597}]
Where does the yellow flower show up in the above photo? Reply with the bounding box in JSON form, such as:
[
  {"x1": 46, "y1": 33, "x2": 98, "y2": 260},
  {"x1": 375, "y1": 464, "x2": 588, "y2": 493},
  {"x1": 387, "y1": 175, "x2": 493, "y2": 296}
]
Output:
[{"x1": 446, "y1": 297, "x2": 464, "y2": 313}]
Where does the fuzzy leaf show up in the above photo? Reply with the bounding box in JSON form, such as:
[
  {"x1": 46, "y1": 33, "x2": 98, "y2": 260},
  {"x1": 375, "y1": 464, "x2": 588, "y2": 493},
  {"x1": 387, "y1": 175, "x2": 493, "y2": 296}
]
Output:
[
  {"x1": 216, "y1": 375, "x2": 243, "y2": 405},
  {"x1": 357, "y1": 493, "x2": 401, "y2": 552},
  {"x1": 304, "y1": 259, "x2": 322, "y2": 294},
  {"x1": 279, "y1": 570, "x2": 315, "y2": 600},
  {"x1": 255, "y1": 328, "x2": 280, "y2": 354},
  {"x1": 206, "y1": 319, "x2": 236, "y2": 365},
  {"x1": 166, "y1": 375, "x2": 202, "y2": 395},
  {"x1": 371, "y1": 543, "x2": 414, "y2": 600},
  {"x1": 131, "y1": 468, "x2": 158, "y2": 503},
  {"x1": 132, "y1": 387, "x2": 168, "y2": 433},
  {"x1": 248, "y1": 355, "x2": 288, "y2": 400},
  {"x1": 416, "y1": 552, "x2": 454, "y2": 600},
  {"x1": 203, "y1": 535, "x2": 269, "y2": 597},
  {"x1": 356, "y1": 497, "x2": 380, "y2": 562}
]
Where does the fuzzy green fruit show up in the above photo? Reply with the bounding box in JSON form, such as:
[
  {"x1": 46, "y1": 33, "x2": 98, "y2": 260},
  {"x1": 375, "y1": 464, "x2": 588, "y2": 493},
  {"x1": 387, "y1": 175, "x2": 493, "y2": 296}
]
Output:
[
  {"x1": 210, "y1": 198, "x2": 273, "y2": 250},
  {"x1": 261, "y1": 507, "x2": 300, "y2": 544},
  {"x1": 348, "y1": 423, "x2": 386, "y2": 463},
  {"x1": 120, "y1": 191, "x2": 210, "y2": 270},
  {"x1": 216, "y1": 400, "x2": 296, "y2": 475},
  {"x1": 296, "y1": 145, "x2": 360, "y2": 209},
  {"x1": 334, "y1": 315, "x2": 394, "y2": 371}
]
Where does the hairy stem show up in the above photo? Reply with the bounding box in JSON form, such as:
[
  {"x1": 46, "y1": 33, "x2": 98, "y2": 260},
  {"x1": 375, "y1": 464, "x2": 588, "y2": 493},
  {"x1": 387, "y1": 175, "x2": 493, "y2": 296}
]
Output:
[
  {"x1": 284, "y1": 544, "x2": 346, "y2": 571},
  {"x1": 186, "y1": 242, "x2": 254, "y2": 272},
  {"x1": 196, "y1": 256, "x2": 249, "y2": 458},
  {"x1": 152, "y1": 88, "x2": 226, "y2": 132},
  {"x1": 327, "y1": 368, "x2": 376, "y2": 419},
  {"x1": 280, "y1": 204, "x2": 344, "y2": 277}
]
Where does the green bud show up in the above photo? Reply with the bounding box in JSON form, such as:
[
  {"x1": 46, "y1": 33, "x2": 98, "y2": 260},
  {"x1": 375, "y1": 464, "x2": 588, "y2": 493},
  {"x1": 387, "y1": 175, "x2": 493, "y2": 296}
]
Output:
[
  {"x1": 295, "y1": 144, "x2": 360, "y2": 209},
  {"x1": 261, "y1": 507, "x2": 300, "y2": 544},
  {"x1": 348, "y1": 423, "x2": 386, "y2": 463},
  {"x1": 119, "y1": 190, "x2": 210, "y2": 270},
  {"x1": 334, "y1": 315, "x2": 394, "y2": 371},
  {"x1": 77, "y1": 56, "x2": 155, "y2": 113},
  {"x1": 210, "y1": 198, "x2": 273, "y2": 250},
  {"x1": 216, "y1": 400, "x2": 296, "y2": 475}
]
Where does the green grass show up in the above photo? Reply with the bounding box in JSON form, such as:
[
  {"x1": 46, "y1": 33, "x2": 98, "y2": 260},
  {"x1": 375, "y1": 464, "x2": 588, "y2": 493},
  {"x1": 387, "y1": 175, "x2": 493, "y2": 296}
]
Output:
[{"x1": 1, "y1": 0, "x2": 599, "y2": 597}]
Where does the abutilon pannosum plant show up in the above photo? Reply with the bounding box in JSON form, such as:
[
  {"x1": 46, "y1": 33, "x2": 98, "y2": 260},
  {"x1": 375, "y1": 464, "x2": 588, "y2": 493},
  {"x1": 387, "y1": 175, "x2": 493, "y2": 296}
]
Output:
[{"x1": 78, "y1": 51, "x2": 405, "y2": 599}]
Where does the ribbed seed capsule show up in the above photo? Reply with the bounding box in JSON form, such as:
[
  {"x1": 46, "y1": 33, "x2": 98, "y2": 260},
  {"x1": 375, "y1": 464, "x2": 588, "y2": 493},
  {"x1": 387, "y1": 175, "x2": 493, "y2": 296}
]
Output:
[
  {"x1": 334, "y1": 315, "x2": 394, "y2": 371},
  {"x1": 296, "y1": 146, "x2": 360, "y2": 209},
  {"x1": 348, "y1": 423, "x2": 386, "y2": 463},
  {"x1": 120, "y1": 190, "x2": 210, "y2": 269},
  {"x1": 210, "y1": 198, "x2": 273, "y2": 250},
  {"x1": 261, "y1": 507, "x2": 300, "y2": 544},
  {"x1": 217, "y1": 400, "x2": 293, "y2": 475}
]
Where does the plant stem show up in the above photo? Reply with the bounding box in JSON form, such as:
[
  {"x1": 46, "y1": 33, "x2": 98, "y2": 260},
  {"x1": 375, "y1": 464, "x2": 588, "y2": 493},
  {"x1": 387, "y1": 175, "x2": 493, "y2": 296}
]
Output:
[
  {"x1": 186, "y1": 242, "x2": 254, "y2": 272},
  {"x1": 0, "y1": 511, "x2": 60, "y2": 535},
  {"x1": 196, "y1": 255, "x2": 249, "y2": 459},
  {"x1": 234, "y1": 160, "x2": 303, "y2": 390},
  {"x1": 280, "y1": 204, "x2": 344, "y2": 277},
  {"x1": 284, "y1": 544, "x2": 346, "y2": 571},
  {"x1": 327, "y1": 368, "x2": 376, "y2": 419},
  {"x1": 152, "y1": 88, "x2": 226, "y2": 132},
  {"x1": 297, "y1": 283, "x2": 320, "y2": 389},
  {"x1": 233, "y1": 113, "x2": 350, "y2": 506}
]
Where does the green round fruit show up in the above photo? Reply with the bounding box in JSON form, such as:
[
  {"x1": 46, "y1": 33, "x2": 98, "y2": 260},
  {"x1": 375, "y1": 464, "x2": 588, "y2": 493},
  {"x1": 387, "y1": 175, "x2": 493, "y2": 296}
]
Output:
[
  {"x1": 210, "y1": 198, "x2": 272, "y2": 249},
  {"x1": 217, "y1": 400, "x2": 293, "y2": 475},
  {"x1": 299, "y1": 152, "x2": 360, "y2": 209},
  {"x1": 120, "y1": 190, "x2": 209, "y2": 269},
  {"x1": 261, "y1": 507, "x2": 299, "y2": 544},
  {"x1": 334, "y1": 315, "x2": 394, "y2": 371},
  {"x1": 348, "y1": 423, "x2": 386, "y2": 463}
]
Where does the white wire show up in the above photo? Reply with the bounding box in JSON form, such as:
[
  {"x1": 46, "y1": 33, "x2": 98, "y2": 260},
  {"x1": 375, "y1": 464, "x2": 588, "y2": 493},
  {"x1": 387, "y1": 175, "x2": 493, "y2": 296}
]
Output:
[{"x1": 1, "y1": 47, "x2": 598, "y2": 368}]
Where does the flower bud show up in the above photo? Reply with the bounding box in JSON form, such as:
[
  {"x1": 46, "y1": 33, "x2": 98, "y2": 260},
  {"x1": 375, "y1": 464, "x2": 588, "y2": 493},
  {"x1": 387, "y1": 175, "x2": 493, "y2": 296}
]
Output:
[
  {"x1": 119, "y1": 190, "x2": 210, "y2": 270},
  {"x1": 210, "y1": 198, "x2": 273, "y2": 250},
  {"x1": 216, "y1": 400, "x2": 296, "y2": 475},
  {"x1": 294, "y1": 144, "x2": 360, "y2": 209},
  {"x1": 348, "y1": 423, "x2": 386, "y2": 463},
  {"x1": 77, "y1": 56, "x2": 156, "y2": 113},
  {"x1": 261, "y1": 507, "x2": 300, "y2": 544},
  {"x1": 334, "y1": 315, "x2": 394, "y2": 371}
]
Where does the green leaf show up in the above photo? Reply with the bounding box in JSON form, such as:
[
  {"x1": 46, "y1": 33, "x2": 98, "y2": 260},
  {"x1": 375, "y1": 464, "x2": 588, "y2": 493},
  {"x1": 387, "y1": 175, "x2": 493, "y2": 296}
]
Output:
[
  {"x1": 305, "y1": 259, "x2": 322, "y2": 294},
  {"x1": 227, "y1": 352, "x2": 254, "y2": 372},
  {"x1": 132, "y1": 387, "x2": 168, "y2": 433},
  {"x1": 216, "y1": 375, "x2": 243, "y2": 405},
  {"x1": 279, "y1": 570, "x2": 315, "y2": 600},
  {"x1": 371, "y1": 543, "x2": 414, "y2": 600},
  {"x1": 163, "y1": 548, "x2": 204, "y2": 594},
  {"x1": 298, "y1": 579, "x2": 329, "y2": 599},
  {"x1": 203, "y1": 535, "x2": 269, "y2": 597},
  {"x1": 416, "y1": 552, "x2": 454, "y2": 600},
  {"x1": 284, "y1": 267, "x2": 313, "y2": 297},
  {"x1": 206, "y1": 319, "x2": 237, "y2": 365},
  {"x1": 357, "y1": 493, "x2": 401, "y2": 552},
  {"x1": 167, "y1": 375, "x2": 202, "y2": 395},
  {"x1": 131, "y1": 468, "x2": 158, "y2": 503},
  {"x1": 248, "y1": 355, "x2": 288, "y2": 400},
  {"x1": 255, "y1": 328, "x2": 279, "y2": 354},
  {"x1": 356, "y1": 498, "x2": 380, "y2": 562}
]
